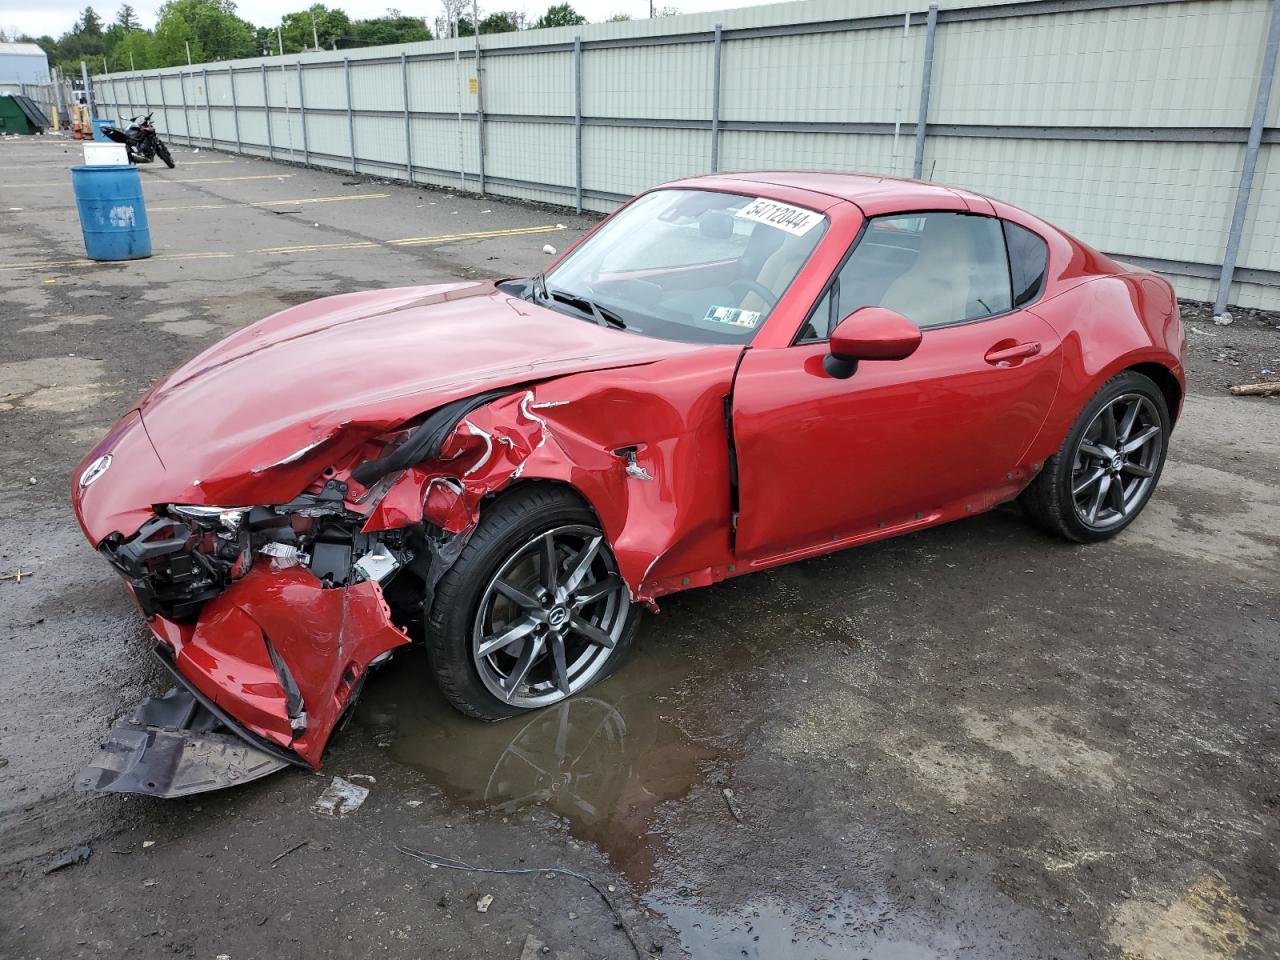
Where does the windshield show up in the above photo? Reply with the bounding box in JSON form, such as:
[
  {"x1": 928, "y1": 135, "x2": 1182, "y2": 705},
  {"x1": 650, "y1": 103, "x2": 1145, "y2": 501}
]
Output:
[{"x1": 528, "y1": 189, "x2": 828, "y2": 345}]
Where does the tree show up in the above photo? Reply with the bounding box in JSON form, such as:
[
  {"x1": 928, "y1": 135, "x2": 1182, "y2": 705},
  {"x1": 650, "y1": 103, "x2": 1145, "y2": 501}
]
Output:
[
  {"x1": 279, "y1": 4, "x2": 351, "y2": 51},
  {"x1": 111, "y1": 28, "x2": 156, "y2": 69},
  {"x1": 348, "y1": 14, "x2": 432, "y2": 48},
  {"x1": 532, "y1": 3, "x2": 585, "y2": 28},
  {"x1": 116, "y1": 4, "x2": 140, "y2": 31},
  {"x1": 79, "y1": 7, "x2": 105, "y2": 35},
  {"x1": 605, "y1": 13, "x2": 632, "y2": 21},
  {"x1": 153, "y1": 0, "x2": 255, "y2": 63},
  {"x1": 477, "y1": 11, "x2": 518, "y2": 33}
]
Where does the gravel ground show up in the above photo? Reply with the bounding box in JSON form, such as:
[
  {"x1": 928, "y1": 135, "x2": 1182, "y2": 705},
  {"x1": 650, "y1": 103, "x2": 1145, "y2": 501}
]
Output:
[{"x1": 2, "y1": 136, "x2": 1278, "y2": 960}]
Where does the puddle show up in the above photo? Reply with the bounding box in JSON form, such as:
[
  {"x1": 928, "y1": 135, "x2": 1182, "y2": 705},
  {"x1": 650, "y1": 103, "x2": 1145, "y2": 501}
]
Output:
[{"x1": 357, "y1": 633, "x2": 723, "y2": 883}]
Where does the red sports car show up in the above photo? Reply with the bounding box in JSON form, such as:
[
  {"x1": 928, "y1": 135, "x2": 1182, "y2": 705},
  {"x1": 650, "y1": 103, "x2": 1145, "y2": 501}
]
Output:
[{"x1": 73, "y1": 172, "x2": 1184, "y2": 796}]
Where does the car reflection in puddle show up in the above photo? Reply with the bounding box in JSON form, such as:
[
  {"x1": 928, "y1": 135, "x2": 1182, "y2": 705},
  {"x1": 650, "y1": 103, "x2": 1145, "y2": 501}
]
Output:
[{"x1": 356, "y1": 641, "x2": 716, "y2": 884}]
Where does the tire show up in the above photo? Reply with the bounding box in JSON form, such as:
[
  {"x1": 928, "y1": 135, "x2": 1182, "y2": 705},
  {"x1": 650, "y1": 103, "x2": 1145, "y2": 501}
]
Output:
[
  {"x1": 1020, "y1": 370, "x2": 1170, "y2": 543},
  {"x1": 156, "y1": 143, "x2": 175, "y2": 168},
  {"x1": 426, "y1": 485, "x2": 639, "y2": 720}
]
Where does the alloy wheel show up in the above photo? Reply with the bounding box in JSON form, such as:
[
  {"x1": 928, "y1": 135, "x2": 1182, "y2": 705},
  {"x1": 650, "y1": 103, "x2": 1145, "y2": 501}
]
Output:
[
  {"x1": 471, "y1": 524, "x2": 630, "y2": 709},
  {"x1": 1070, "y1": 392, "x2": 1164, "y2": 531}
]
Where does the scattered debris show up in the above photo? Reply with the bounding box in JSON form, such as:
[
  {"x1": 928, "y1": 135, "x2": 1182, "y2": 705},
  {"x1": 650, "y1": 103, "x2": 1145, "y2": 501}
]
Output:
[
  {"x1": 0, "y1": 570, "x2": 33, "y2": 583},
  {"x1": 395, "y1": 845, "x2": 644, "y2": 959},
  {"x1": 476, "y1": 893, "x2": 493, "y2": 913},
  {"x1": 542, "y1": 244, "x2": 557, "y2": 255},
  {"x1": 269, "y1": 839, "x2": 309, "y2": 867},
  {"x1": 45, "y1": 845, "x2": 92, "y2": 874},
  {"x1": 1213, "y1": 312, "x2": 1234, "y2": 325},
  {"x1": 405, "y1": 799, "x2": 423, "y2": 808},
  {"x1": 342, "y1": 179, "x2": 361, "y2": 185},
  {"x1": 312, "y1": 776, "x2": 370, "y2": 817},
  {"x1": 519, "y1": 934, "x2": 546, "y2": 960},
  {"x1": 721, "y1": 787, "x2": 745, "y2": 824},
  {"x1": 142, "y1": 840, "x2": 155, "y2": 848},
  {"x1": 1229, "y1": 382, "x2": 1280, "y2": 397}
]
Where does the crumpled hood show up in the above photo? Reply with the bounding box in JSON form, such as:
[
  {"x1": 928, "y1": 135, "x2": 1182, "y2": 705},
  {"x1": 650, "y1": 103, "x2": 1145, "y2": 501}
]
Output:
[{"x1": 75, "y1": 281, "x2": 702, "y2": 541}]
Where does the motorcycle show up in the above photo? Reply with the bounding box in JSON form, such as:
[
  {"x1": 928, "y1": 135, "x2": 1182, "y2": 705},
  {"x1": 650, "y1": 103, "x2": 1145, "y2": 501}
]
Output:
[{"x1": 101, "y1": 113, "x2": 175, "y2": 168}]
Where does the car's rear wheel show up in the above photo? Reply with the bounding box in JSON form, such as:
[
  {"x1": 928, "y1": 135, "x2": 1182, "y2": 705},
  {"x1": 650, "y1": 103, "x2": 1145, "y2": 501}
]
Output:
[
  {"x1": 426, "y1": 485, "x2": 638, "y2": 720},
  {"x1": 1020, "y1": 370, "x2": 1170, "y2": 543}
]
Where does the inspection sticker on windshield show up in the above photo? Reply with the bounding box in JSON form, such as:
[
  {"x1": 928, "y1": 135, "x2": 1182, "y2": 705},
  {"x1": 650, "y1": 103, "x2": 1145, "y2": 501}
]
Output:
[
  {"x1": 705, "y1": 305, "x2": 762, "y2": 329},
  {"x1": 735, "y1": 197, "x2": 824, "y2": 237}
]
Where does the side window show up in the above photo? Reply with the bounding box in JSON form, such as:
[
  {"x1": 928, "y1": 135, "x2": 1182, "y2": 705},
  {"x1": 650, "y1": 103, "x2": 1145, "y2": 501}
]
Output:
[
  {"x1": 1003, "y1": 221, "x2": 1049, "y2": 307},
  {"x1": 799, "y1": 212, "x2": 1014, "y2": 340}
]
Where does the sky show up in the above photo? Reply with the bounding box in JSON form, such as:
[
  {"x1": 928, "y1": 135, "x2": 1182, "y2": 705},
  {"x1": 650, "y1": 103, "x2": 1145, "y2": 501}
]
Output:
[{"x1": 1, "y1": 0, "x2": 781, "y2": 40}]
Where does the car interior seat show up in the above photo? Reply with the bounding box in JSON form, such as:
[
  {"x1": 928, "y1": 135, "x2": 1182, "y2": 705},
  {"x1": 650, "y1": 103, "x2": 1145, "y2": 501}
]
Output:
[{"x1": 878, "y1": 215, "x2": 974, "y2": 328}]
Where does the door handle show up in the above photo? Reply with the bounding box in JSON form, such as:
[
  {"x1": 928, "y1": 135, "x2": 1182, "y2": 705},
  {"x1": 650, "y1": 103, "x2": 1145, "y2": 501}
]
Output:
[{"x1": 984, "y1": 341, "x2": 1041, "y2": 365}]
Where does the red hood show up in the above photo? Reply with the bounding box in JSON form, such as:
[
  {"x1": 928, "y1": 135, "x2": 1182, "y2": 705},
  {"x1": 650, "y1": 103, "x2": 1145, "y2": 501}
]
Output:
[{"x1": 74, "y1": 281, "x2": 704, "y2": 542}]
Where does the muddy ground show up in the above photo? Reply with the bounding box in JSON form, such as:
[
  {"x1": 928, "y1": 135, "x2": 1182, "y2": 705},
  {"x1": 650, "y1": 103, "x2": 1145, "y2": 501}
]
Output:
[{"x1": 1, "y1": 135, "x2": 1277, "y2": 960}]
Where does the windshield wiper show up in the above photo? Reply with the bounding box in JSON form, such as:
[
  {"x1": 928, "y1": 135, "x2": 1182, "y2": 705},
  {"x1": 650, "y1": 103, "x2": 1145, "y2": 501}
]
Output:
[{"x1": 545, "y1": 286, "x2": 627, "y2": 330}]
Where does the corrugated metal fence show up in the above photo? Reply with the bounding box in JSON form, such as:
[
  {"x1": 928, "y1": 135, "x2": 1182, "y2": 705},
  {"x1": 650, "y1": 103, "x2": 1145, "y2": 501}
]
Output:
[{"x1": 92, "y1": 0, "x2": 1280, "y2": 311}]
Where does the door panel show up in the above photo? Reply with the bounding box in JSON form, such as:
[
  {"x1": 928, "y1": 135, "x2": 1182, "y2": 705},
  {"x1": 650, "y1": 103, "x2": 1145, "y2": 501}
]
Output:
[{"x1": 731, "y1": 311, "x2": 1062, "y2": 561}]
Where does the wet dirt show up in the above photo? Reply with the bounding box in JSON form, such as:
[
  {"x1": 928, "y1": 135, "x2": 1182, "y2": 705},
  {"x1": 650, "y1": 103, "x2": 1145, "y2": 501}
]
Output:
[{"x1": 3, "y1": 138, "x2": 1280, "y2": 959}]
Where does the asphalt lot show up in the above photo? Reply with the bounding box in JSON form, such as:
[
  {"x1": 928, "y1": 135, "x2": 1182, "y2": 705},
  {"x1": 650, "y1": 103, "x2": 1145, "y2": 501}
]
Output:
[{"x1": 1, "y1": 134, "x2": 1278, "y2": 960}]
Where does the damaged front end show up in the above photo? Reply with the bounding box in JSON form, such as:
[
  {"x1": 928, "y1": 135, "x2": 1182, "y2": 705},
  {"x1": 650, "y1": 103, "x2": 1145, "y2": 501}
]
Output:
[{"x1": 78, "y1": 431, "x2": 468, "y2": 793}]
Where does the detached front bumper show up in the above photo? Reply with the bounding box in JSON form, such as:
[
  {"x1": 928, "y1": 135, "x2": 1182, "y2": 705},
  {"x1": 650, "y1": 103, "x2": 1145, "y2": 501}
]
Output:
[{"x1": 77, "y1": 672, "x2": 296, "y2": 799}]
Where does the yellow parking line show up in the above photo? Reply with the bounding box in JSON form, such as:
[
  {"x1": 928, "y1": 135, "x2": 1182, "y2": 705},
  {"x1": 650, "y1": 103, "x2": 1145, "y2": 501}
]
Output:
[
  {"x1": 0, "y1": 223, "x2": 563, "y2": 272},
  {"x1": 5, "y1": 174, "x2": 292, "y2": 187},
  {"x1": 9, "y1": 193, "x2": 389, "y2": 216}
]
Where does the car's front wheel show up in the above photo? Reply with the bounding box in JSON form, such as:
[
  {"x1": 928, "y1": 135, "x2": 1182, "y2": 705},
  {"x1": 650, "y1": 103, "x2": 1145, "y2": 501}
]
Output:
[
  {"x1": 426, "y1": 485, "x2": 638, "y2": 720},
  {"x1": 1020, "y1": 370, "x2": 1170, "y2": 543}
]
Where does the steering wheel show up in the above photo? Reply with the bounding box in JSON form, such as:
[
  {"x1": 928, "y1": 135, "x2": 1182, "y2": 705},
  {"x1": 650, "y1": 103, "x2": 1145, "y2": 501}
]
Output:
[{"x1": 728, "y1": 280, "x2": 778, "y2": 310}]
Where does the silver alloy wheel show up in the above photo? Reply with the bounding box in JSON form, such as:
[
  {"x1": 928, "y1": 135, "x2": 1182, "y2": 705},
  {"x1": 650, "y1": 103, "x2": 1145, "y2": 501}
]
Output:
[
  {"x1": 472, "y1": 524, "x2": 630, "y2": 709},
  {"x1": 1071, "y1": 392, "x2": 1163, "y2": 530}
]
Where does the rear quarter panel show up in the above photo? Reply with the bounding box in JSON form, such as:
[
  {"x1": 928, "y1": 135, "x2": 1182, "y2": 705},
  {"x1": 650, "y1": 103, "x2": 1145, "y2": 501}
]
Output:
[{"x1": 1023, "y1": 273, "x2": 1185, "y2": 466}]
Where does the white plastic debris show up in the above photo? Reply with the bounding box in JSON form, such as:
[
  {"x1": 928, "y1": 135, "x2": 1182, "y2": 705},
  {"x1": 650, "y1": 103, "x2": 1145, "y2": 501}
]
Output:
[
  {"x1": 142, "y1": 840, "x2": 155, "y2": 848},
  {"x1": 1213, "y1": 312, "x2": 1234, "y2": 326},
  {"x1": 476, "y1": 894, "x2": 493, "y2": 913},
  {"x1": 312, "y1": 776, "x2": 369, "y2": 817},
  {"x1": 542, "y1": 244, "x2": 557, "y2": 255},
  {"x1": 556, "y1": 223, "x2": 566, "y2": 229}
]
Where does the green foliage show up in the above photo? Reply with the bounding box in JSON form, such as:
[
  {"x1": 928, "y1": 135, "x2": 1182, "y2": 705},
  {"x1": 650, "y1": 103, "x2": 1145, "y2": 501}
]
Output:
[
  {"x1": 477, "y1": 11, "x2": 518, "y2": 34},
  {"x1": 533, "y1": 4, "x2": 587, "y2": 29},
  {"x1": 153, "y1": 0, "x2": 256, "y2": 63},
  {"x1": 116, "y1": 4, "x2": 141, "y2": 31},
  {"x1": 348, "y1": 15, "x2": 432, "y2": 48}
]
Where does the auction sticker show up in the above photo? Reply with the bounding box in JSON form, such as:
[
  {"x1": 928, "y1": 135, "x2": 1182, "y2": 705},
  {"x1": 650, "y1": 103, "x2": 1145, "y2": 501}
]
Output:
[
  {"x1": 705, "y1": 305, "x2": 762, "y2": 328},
  {"x1": 735, "y1": 197, "x2": 824, "y2": 236}
]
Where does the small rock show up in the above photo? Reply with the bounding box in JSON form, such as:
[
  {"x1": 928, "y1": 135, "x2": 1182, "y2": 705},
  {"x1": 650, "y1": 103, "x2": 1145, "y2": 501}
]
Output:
[{"x1": 476, "y1": 894, "x2": 493, "y2": 913}]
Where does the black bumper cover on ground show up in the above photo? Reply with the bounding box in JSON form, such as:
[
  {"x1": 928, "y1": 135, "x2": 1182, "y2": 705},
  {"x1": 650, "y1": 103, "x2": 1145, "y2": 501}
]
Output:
[{"x1": 76, "y1": 651, "x2": 306, "y2": 798}]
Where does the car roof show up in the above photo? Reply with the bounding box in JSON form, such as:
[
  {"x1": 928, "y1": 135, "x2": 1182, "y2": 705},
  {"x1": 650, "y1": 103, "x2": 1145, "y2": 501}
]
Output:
[{"x1": 671, "y1": 170, "x2": 991, "y2": 217}]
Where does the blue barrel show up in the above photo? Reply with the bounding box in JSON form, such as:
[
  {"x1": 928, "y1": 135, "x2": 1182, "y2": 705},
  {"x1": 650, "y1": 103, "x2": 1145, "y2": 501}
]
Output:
[
  {"x1": 90, "y1": 119, "x2": 114, "y2": 142},
  {"x1": 70, "y1": 165, "x2": 152, "y2": 261}
]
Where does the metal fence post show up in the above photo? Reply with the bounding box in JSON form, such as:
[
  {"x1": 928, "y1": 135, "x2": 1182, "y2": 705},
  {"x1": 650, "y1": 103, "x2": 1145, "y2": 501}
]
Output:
[
  {"x1": 179, "y1": 70, "x2": 191, "y2": 146},
  {"x1": 913, "y1": 3, "x2": 939, "y2": 180},
  {"x1": 710, "y1": 23, "x2": 723, "y2": 173},
  {"x1": 475, "y1": 34, "x2": 486, "y2": 195},
  {"x1": 229, "y1": 67, "x2": 241, "y2": 152},
  {"x1": 297, "y1": 61, "x2": 309, "y2": 166},
  {"x1": 344, "y1": 57, "x2": 356, "y2": 175},
  {"x1": 1214, "y1": 0, "x2": 1280, "y2": 318},
  {"x1": 401, "y1": 52, "x2": 413, "y2": 183},
  {"x1": 202, "y1": 67, "x2": 213, "y2": 147},
  {"x1": 156, "y1": 74, "x2": 169, "y2": 137},
  {"x1": 573, "y1": 35, "x2": 583, "y2": 213},
  {"x1": 261, "y1": 63, "x2": 274, "y2": 160}
]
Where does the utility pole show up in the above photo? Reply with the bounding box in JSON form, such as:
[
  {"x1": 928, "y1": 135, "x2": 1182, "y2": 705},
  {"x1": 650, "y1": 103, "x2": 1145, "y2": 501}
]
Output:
[
  {"x1": 278, "y1": 26, "x2": 284, "y2": 55},
  {"x1": 129, "y1": 51, "x2": 135, "y2": 71},
  {"x1": 650, "y1": 0, "x2": 655, "y2": 16},
  {"x1": 310, "y1": 8, "x2": 321, "y2": 51},
  {"x1": 185, "y1": 40, "x2": 192, "y2": 65}
]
